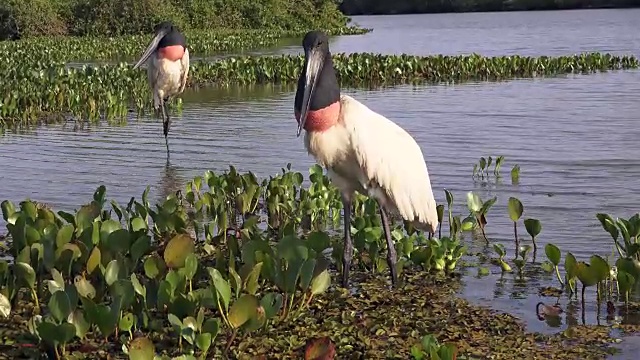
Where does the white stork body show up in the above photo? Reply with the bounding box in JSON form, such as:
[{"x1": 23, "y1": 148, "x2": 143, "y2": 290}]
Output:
[
  {"x1": 134, "y1": 21, "x2": 189, "y2": 156},
  {"x1": 146, "y1": 49, "x2": 190, "y2": 113},
  {"x1": 293, "y1": 31, "x2": 439, "y2": 288},
  {"x1": 304, "y1": 94, "x2": 438, "y2": 234}
]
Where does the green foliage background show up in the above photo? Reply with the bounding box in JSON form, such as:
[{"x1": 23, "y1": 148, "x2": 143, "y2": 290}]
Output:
[{"x1": 0, "y1": 0, "x2": 350, "y2": 39}]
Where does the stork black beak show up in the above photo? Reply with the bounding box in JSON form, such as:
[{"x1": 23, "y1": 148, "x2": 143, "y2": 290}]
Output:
[
  {"x1": 297, "y1": 47, "x2": 325, "y2": 137},
  {"x1": 133, "y1": 28, "x2": 170, "y2": 69}
]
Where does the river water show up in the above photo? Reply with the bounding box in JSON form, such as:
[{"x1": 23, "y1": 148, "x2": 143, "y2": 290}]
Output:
[{"x1": 1, "y1": 9, "x2": 640, "y2": 356}]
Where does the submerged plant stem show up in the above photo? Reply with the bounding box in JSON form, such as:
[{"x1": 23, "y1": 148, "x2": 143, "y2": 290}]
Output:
[
  {"x1": 554, "y1": 266, "x2": 565, "y2": 287},
  {"x1": 31, "y1": 289, "x2": 40, "y2": 313},
  {"x1": 217, "y1": 298, "x2": 230, "y2": 328},
  {"x1": 513, "y1": 222, "x2": 519, "y2": 259},
  {"x1": 481, "y1": 226, "x2": 489, "y2": 245},
  {"x1": 224, "y1": 328, "x2": 238, "y2": 354}
]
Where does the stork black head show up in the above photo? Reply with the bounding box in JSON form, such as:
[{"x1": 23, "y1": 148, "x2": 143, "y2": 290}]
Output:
[
  {"x1": 154, "y1": 21, "x2": 175, "y2": 34},
  {"x1": 295, "y1": 31, "x2": 340, "y2": 137},
  {"x1": 133, "y1": 21, "x2": 186, "y2": 69}
]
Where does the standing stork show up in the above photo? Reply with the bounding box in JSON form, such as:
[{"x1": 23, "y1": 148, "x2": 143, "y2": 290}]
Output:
[
  {"x1": 133, "y1": 21, "x2": 190, "y2": 155},
  {"x1": 294, "y1": 31, "x2": 439, "y2": 288}
]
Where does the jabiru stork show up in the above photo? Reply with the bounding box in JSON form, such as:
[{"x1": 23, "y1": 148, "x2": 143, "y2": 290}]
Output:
[
  {"x1": 294, "y1": 31, "x2": 439, "y2": 288},
  {"x1": 133, "y1": 21, "x2": 190, "y2": 155}
]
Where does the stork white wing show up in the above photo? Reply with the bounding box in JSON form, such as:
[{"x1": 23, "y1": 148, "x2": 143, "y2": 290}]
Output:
[
  {"x1": 178, "y1": 48, "x2": 190, "y2": 93},
  {"x1": 340, "y1": 95, "x2": 438, "y2": 233}
]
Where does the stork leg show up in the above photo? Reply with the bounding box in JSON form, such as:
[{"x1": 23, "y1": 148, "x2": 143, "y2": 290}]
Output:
[
  {"x1": 341, "y1": 196, "x2": 353, "y2": 288},
  {"x1": 378, "y1": 204, "x2": 398, "y2": 287},
  {"x1": 161, "y1": 98, "x2": 171, "y2": 156}
]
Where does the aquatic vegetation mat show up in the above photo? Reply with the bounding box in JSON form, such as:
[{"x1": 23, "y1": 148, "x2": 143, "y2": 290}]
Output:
[
  {"x1": 0, "y1": 164, "x2": 629, "y2": 359},
  {"x1": 0, "y1": 52, "x2": 637, "y2": 127},
  {"x1": 0, "y1": 27, "x2": 368, "y2": 63}
]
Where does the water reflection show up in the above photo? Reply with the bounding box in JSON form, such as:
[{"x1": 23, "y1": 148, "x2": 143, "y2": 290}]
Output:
[{"x1": 156, "y1": 158, "x2": 187, "y2": 204}]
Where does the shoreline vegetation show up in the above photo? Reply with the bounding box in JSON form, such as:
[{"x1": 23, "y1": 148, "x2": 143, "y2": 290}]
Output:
[
  {"x1": 0, "y1": 167, "x2": 632, "y2": 359},
  {"x1": 0, "y1": 51, "x2": 637, "y2": 127},
  {"x1": 339, "y1": 0, "x2": 640, "y2": 15}
]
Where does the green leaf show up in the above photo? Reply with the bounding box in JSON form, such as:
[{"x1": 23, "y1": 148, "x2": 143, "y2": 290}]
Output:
[
  {"x1": 616, "y1": 257, "x2": 640, "y2": 278},
  {"x1": 37, "y1": 321, "x2": 60, "y2": 345},
  {"x1": 144, "y1": 255, "x2": 166, "y2": 279},
  {"x1": 183, "y1": 253, "x2": 198, "y2": 280},
  {"x1": 576, "y1": 261, "x2": 598, "y2": 287},
  {"x1": 87, "y1": 246, "x2": 101, "y2": 275},
  {"x1": 243, "y1": 262, "x2": 263, "y2": 295},
  {"x1": 106, "y1": 229, "x2": 131, "y2": 255},
  {"x1": 201, "y1": 318, "x2": 220, "y2": 337},
  {"x1": 131, "y1": 217, "x2": 148, "y2": 232},
  {"x1": 56, "y1": 224, "x2": 74, "y2": 248},
  {"x1": 130, "y1": 236, "x2": 151, "y2": 264},
  {"x1": 208, "y1": 268, "x2": 231, "y2": 311},
  {"x1": 195, "y1": 333, "x2": 213, "y2": 353},
  {"x1": 480, "y1": 197, "x2": 497, "y2": 214},
  {"x1": 111, "y1": 279, "x2": 135, "y2": 309},
  {"x1": 544, "y1": 243, "x2": 561, "y2": 266},
  {"x1": 48, "y1": 268, "x2": 65, "y2": 294},
  {"x1": 260, "y1": 292, "x2": 283, "y2": 320},
  {"x1": 298, "y1": 258, "x2": 317, "y2": 292},
  {"x1": 164, "y1": 234, "x2": 195, "y2": 269},
  {"x1": 0, "y1": 293, "x2": 11, "y2": 318},
  {"x1": 131, "y1": 273, "x2": 146, "y2": 298},
  {"x1": 466, "y1": 192, "x2": 482, "y2": 213},
  {"x1": 104, "y1": 259, "x2": 121, "y2": 286},
  {"x1": 589, "y1": 254, "x2": 610, "y2": 282},
  {"x1": 95, "y1": 297, "x2": 122, "y2": 338},
  {"x1": 128, "y1": 336, "x2": 155, "y2": 360},
  {"x1": 565, "y1": 252, "x2": 578, "y2": 279},
  {"x1": 119, "y1": 312, "x2": 135, "y2": 332},
  {"x1": 68, "y1": 309, "x2": 90, "y2": 339},
  {"x1": 1, "y1": 200, "x2": 15, "y2": 222},
  {"x1": 617, "y1": 270, "x2": 635, "y2": 295},
  {"x1": 524, "y1": 218, "x2": 542, "y2": 238},
  {"x1": 227, "y1": 294, "x2": 258, "y2": 329},
  {"x1": 58, "y1": 322, "x2": 77, "y2": 344},
  {"x1": 49, "y1": 290, "x2": 72, "y2": 323},
  {"x1": 507, "y1": 197, "x2": 523, "y2": 222},
  {"x1": 596, "y1": 213, "x2": 619, "y2": 241},
  {"x1": 74, "y1": 275, "x2": 96, "y2": 299},
  {"x1": 15, "y1": 262, "x2": 36, "y2": 289},
  {"x1": 444, "y1": 189, "x2": 453, "y2": 207},
  {"x1": 310, "y1": 269, "x2": 331, "y2": 295},
  {"x1": 228, "y1": 266, "x2": 242, "y2": 299},
  {"x1": 306, "y1": 231, "x2": 331, "y2": 254}
]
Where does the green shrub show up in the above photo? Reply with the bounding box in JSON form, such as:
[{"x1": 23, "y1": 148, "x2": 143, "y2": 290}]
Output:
[
  {"x1": 0, "y1": 0, "x2": 351, "y2": 38},
  {"x1": 68, "y1": 0, "x2": 187, "y2": 37},
  {"x1": 0, "y1": 0, "x2": 67, "y2": 40}
]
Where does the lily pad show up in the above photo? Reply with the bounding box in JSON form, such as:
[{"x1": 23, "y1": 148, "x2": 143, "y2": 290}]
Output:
[
  {"x1": 164, "y1": 234, "x2": 195, "y2": 269},
  {"x1": 128, "y1": 336, "x2": 155, "y2": 360},
  {"x1": 228, "y1": 294, "x2": 259, "y2": 329}
]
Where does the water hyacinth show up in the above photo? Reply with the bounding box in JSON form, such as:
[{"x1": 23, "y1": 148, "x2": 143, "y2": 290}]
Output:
[
  {"x1": 0, "y1": 162, "x2": 634, "y2": 358},
  {"x1": 1, "y1": 52, "x2": 637, "y2": 126}
]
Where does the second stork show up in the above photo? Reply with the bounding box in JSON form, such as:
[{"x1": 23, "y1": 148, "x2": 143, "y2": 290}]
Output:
[
  {"x1": 294, "y1": 30, "x2": 439, "y2": 288},
  {"x1": 134, "y1": 21, "x2": 190, "y2": 155}
]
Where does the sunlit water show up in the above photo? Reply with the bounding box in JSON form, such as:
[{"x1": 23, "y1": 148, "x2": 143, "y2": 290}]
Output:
[{"x1": 2, "y1": 9, "x2": 640, "y2": 357}]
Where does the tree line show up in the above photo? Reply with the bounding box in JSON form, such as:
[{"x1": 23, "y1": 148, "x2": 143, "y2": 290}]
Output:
[{"x1": 0, "y1": 0, "x2": 349, "y2": 40}]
